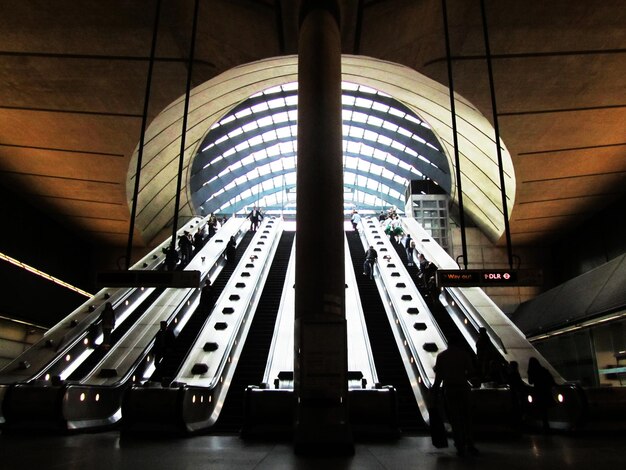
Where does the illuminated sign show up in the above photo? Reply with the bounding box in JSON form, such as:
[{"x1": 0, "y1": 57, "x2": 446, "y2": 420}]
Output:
[
  {"x1": 437, "y1": 269, "x2": 542, "y2": 287},
  {"x1": 96, "y1": 270, "x2": 201, "y2": 288},
  {"x1": 438, "y1": 271, "x2": 481, "y2": 285}
]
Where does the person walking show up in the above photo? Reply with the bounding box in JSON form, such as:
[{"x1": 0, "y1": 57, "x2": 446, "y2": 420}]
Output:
[
  {"x1": 432, "y1": 338, "x2": 478, "y2": 457},
  {"x1": 246, "y1": 206, "x2": 263, "y2": 232},
  {"x1": 527, "y1": 357, "x2": 556, "y2": 432}
]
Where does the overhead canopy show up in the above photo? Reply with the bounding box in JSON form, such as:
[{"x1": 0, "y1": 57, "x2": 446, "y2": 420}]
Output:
[{"x1": 127, "y1": 55, "x2": 515, "y2": 243}]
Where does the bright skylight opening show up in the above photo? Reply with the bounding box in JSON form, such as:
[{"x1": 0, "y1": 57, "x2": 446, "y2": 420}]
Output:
[{"x1": 190, "y1": 81, "x2": 449, "y2": 216}]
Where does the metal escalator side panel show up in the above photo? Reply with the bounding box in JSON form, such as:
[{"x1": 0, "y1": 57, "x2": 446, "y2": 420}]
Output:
[
  {"x1": 345, "y1": 229, "x2": 425, "y2": 430},
  {"x1": 359, "y1": 218, "x2": 445, "y2": 406},
  {"x1": 175, "y1": 218, "x2": 284, "y2": 431},
  {"x1": 261, "y1": 235, "x2": 297, "y2": 388},
  {"x1": 77, "y1": 218, "x2": 249, "y2": 387},
  {"x1": 0, "y1": 218, "x2": 206, "y2": 384},
  {"x1": 401, "y1": 217, "x2": 563, "y2": 383}
]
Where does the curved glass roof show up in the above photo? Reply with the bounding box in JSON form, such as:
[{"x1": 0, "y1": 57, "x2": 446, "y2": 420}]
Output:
[{"x1": 189, "y1": 81, "x2": 451, "y2": 216}]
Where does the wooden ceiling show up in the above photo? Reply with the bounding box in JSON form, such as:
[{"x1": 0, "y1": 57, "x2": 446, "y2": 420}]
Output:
[{"x1": 0, "y1": 0, "x2": 624, "y2": 250}]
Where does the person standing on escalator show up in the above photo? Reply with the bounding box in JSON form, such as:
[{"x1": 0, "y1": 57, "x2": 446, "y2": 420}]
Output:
[
  {"x1": 178, "y1": 231, "x2": 193, "y2": 265},
  {"x1": 207, "y1": 213, "x2": 218, "y2": 239},
  {"x1": 350, "y1": 210, "x2": 361, "y2": 231},
  {"x1": 404, "y1": 234, "x2": 415, "y2": 266},
  {"x1": 199, "y1": 279, "x2": 215, "y2": 317},
  {"x1": 226, "y1": 236, "x2": 237, "y2": 264},
  {"x1": 154, "y1": 321, "x2": 176, "y2": 365},
  {"x1": 476, "y1": 327, "x2": 506, "y2": 384},
  {"x1": 363, "y1": 245, "x2": 377, "y2": 280},
  {"x1": 100, "y1": 302, "x2": 116, "y2": 349}
]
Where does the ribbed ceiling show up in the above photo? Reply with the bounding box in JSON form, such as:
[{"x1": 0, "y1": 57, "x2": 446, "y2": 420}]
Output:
[{"x1": 188, "y1": 81, "x2": 450, "y2": 216}]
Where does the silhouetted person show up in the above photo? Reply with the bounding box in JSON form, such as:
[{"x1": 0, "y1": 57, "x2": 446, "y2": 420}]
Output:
[
  {"x1": 506, "y1": 360, "x2": 526, "y2": 428},
  {"x1": 207, "y1": 213, "x2": 218, "y2": 238},
  {"x1": 404, "y1": 234, "x2": 415, "y2": 266},
  {"x1": 363, "y1": 245, "x2": 377, "y2": 280},
  {"x1": 246, "y1": 206, "x2": 263, "y2": 231},
  {"x1": 193, "y1": 227, "x2": 205, "y2": 252},
  {"x1": 100, "y1": 302, "x2": 115, "y2": 349},
  {"x1": 476, "y1": 327, "x2": 504, "y2": 384},
  {"x1": 179, "y1": 231, "x2": 193, "y2": 265},
  {"x1": 164, "y1": 245, "x2": 179, "y2": 271},
  {"x1": 417, "y1": 253, "x2": 438, "y2": 293},
  {"x1": 226, "y1": 236, "x2": 237, "y2": 263},
  {"x1": 433, "y1": 338, "x2": 478, "y2": 457},
  {"x1": 154, "y1": 321, "x2": 176, "y2": 365},
  {"x1": 527, "y1": 357, "x2": 555, "y2": 432},
  {"x1": 199, "y1": 279, "x2": 215, "y2": 317},
  {"x1": 350, "y1": 210, "x2": 361, "y2": 231}
]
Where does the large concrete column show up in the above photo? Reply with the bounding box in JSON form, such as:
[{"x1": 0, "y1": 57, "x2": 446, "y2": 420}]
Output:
[{"x1": 294, "y1": 0, "x2": 353, "y2": 455}]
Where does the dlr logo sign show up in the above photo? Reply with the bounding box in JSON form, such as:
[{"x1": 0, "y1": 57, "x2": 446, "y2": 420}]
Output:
[{"x1": 483, "y1": 272, "x2": 512, "y2": 280}]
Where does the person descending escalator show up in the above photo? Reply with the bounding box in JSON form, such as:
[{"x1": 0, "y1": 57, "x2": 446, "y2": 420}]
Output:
[{"x1": 246, "y1": 206, "x2": 263, "y2": 232}]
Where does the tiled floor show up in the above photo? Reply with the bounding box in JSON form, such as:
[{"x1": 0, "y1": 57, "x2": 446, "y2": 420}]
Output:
[{"x1": 0, "y1": 431, "x2": 624, "y2": 470}]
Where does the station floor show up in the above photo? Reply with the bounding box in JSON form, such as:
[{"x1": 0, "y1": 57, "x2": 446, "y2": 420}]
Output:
[{"x1": 1, "y1": 431, "x2": 624, "y2": 469}]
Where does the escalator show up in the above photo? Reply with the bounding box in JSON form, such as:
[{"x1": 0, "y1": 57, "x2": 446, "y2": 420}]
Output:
[
  {"x1": 214, "y1": 231, "x2": 295, "y2": 431},
  {"x1": 66, "y1": 288, "x2": 165, "y2": 381},
  {"x1": 152, "y1": 231, "x2": 256, "y2": 384},
  {"x1": 390, "y1": 240, "x2": 474, "y2": 356},
  {"x1": 346, "y1": 231, "x2": 424, "y2": 431},
  {"x1": 65, "y1": 229, "x2": 235, "y2": 383}
]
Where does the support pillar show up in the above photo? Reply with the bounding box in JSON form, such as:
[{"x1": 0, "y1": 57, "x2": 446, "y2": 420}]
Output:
[{"x1": 294, "y1": 0, "x2": 353, "y2": 455}]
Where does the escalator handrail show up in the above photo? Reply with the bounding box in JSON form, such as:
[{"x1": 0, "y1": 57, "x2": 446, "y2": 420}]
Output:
[{"x1": 359, "y1": 217, "x2": 446, "y2": 389}]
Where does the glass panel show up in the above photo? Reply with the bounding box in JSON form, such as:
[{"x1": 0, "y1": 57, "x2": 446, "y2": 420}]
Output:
[
  {"x1": 534, "y1": 331, "x2": 598, "y2": 386},
  {"x1": 594, "y1": 321, "x2": 626, "y2": 387},
  {"x1": 192, "y1": 81, "x2": 449, "y2": 215}
]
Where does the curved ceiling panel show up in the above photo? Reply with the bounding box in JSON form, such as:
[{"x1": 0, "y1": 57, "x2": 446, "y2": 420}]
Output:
[{"x1": 127, "y1": 55, "x2": 515, "y2": 243}]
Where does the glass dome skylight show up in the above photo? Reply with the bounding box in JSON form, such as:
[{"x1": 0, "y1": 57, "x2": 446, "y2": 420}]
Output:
[{"x1": 189, "y1": 81, "x2": 450, "y2": 216}]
